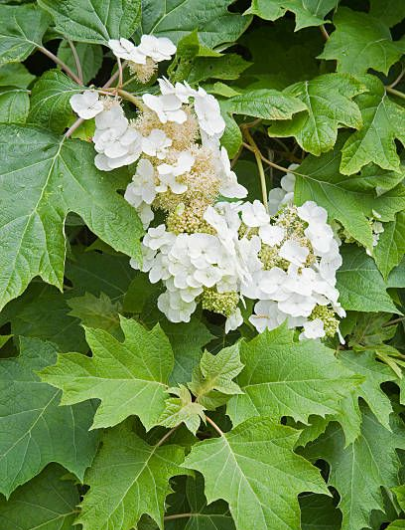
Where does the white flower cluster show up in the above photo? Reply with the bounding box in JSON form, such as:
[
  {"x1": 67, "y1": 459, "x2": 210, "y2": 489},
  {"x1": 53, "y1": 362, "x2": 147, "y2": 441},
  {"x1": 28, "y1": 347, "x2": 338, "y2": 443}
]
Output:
[{"x1": 69, "y1": 34, "x2": 345, "y2": 341}]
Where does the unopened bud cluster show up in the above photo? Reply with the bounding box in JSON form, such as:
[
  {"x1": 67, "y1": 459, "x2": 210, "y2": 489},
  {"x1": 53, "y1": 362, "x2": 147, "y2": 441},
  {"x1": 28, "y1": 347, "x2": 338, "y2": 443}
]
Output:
[{"x1": 70, "y1": 35, "x2": 345, "y2": 341}]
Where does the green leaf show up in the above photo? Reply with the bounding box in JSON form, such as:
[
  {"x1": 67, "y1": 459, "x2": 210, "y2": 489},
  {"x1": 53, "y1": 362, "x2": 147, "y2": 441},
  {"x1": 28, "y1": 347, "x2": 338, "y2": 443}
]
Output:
[
  {"x1": 0, "y1": 465, "x2": 79, "y2": 530},
  {"x1": 227, "y1": 325, "x2": 360, "y2": 426},
  {"x1": 300, "y1": 494, "x2": 342, "y2": 530},
  {"x1": 183, "y1": 417, "x2": 328, "y2": 530},
  {"x1": 66, "y1": 249, "x2": 136, "y2": 302},
  {"x1": 0, "y1": 4, "x2": 50, "y2": 66},
  {"x1": 0, "y1": 63, "x2": 35, "y2": 88},
  {"x1": 58, "y1": 40, "x2": 103, "y2": 84},
  {"x1": 77, "y1": 421, "x2": 186, "y2": 530},
  {"x1": 139, "y1": 0, "x2": 252, "y2": 48},
  {"x1": 392, "y1": 484, "x2": 405, "y2": 511},
  {"x1": 227, "y1": 88, "x2": 307, "y2": 120},
  {"x1": 0, "y1": 337, "x2": 99, "y2": 497},
  {"x1": 374, "y1": 212, "x2": 405, "y2": 280},
  {"x1": 0, "y1": 87, "x2": 29, "y2": 123},
  {"x1": 304, "y1": 406, "x2": 404, "y2": 530},
  {"x1": 267, "y1": 73, "x2": 365, "y2": 156},
  {"x1": 336, "y1": 246, "x2": 401, "y2": 314},
  {"x1": 159, "y1": 385, "x2": 206, "y2": 434},
  {"x1": 339, "y1": 350, "x2": 397, "y2": 431},
  {"x1": 0, "y1": 125, "x2": 142, "y2": 311},
  {"x1": 187, "y1": 54, "x2": 251, "y2": 84},
  {"x1": 319, "y1": 8, "x2": 404, "y2": 75},
  {"x1": 370, "y1": 0, "x2": 405, "y2": 27},
  {"x1": 38, "y1": 0, "x2": 141, "y2": 44},
  {"x1": 67, "y1": 292, "x2": 121, "y2": 333},
  {"x1": 28, "y1": 70, "x2": 81, "y2": 133},
  {"x1": 0, "y1": 283, "x2": 87, "y2": 353},
  {"x1": 340, "y1": 76, "x2": 405, "y2": 175},
  {"x1": 40, "y1": 316, "x2": 174, "y2": 431},
  {"x1": 387, "y1": 521, "x2": 406, "y2": 530},
  {"x1": 295, "y1": 137, "x2": 405, "y2": 249},
  {"x1": 246, "y1": 0, "x2": 339, "y2": 30},
  {"x1": 189, "y1": 344, "x2": 243, "y2": 410}
]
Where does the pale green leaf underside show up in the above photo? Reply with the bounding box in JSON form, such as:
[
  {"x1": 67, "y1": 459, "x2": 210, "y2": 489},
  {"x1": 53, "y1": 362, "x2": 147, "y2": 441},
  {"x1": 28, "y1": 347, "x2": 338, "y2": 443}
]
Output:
[
  {"x1": 0, "y1": 337, "x2": 99, "y2": 498},
  {"x1": 38, "y1": 0, "x2": 141, "y2": 44},
  {"x1": 40, "y1": 316, "x2": 174, "y2": 431},
  {"x1": 227, "y1": 325, "x2": 360, "y2": 426},
  {"x1": 77, "y1": 422, "x2": 186, "y2": 530},
  {"x1": 0, "y1": 125, "x2": 142, "y2": 311},
  {"x1": 184, "y1": 417, "x2": 328, "y2": 530}
]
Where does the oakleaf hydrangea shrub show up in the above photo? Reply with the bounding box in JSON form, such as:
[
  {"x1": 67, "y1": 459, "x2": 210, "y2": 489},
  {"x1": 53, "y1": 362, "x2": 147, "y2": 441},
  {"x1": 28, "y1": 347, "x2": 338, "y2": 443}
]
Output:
[{"x1": 0, "y1": 1, "x2": 404, "y2": 530}]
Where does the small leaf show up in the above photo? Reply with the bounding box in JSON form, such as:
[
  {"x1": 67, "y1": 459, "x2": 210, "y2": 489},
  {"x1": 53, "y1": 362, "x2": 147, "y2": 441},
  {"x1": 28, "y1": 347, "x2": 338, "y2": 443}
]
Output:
[
  {"x1": 374, "y1": 212, "x2": 405, "y2": 280},
  {"x1": 0, "y1": 63, "x2": 35, "y2": 89},
  {"x1": 189, "y1": 344, "x2": 244, "y2": 409},
  {"x1": 159, "y1": 385, "x2": 206, "y2": 434},
  {"x1": 304, "y1": 406, "x2": 404, "y2": 530},
  {"x1": 77, "y1": 421, "x2": 187, "y2": 530},
  {"x1": 0, "y1": 4, "x2": 50, "y2": 66},
  {"x1": 67, "y1": 292, "x2": 121, "y2": 333},
  {"x1": 0, "y1": 465, "x2": 79, "y2": 530},
  {"x1": 227, "y1": 324, "x2": 360, "y2": 426},
  {"x1": 319, "y1": 7, "x2": 404, "y2": 75},
  {"x1": 340, "y1": 76, "x2": 405, "y2": 175},
  {"x1": 300, "y1": 494, "x2": 342, "y2": 530},
  {"x1": 183, "y1": 417, "x2": 328, "y2": 530},
  {"x1": 40, "y1": 316, "x2": 174, "y2": 430},
  {"x1": 28, "y1": 69, "x2": 81, "y2": 133},
  {"x1": 0, "y1": 87, "x2": 29, "y2": 123},
  {"x1": 227, "y1": 88, "x2": 307, "y2": 120},
  {"x1": 0, "y1": 337, "x2": 100, "y2": 497},
  {"x1": 38, "y1": 0, "x2": 141, "y2": 44},
  {"x1": 245, "y1": 0, "x2": 339, "y2": 30},
  {"x1": 336, "y1": 246, "x2": 401, "y2": 314},
  {"x1": 268, "y1": 73, "x2": 365, "y2": 156}
]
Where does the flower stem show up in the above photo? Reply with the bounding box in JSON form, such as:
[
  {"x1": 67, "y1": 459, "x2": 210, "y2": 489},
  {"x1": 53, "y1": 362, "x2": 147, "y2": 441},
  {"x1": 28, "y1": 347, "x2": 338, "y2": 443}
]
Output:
[
  {"x1": 68, "y1": 40, "x2": 83, "y2": 84},
  {"x1": 116, "y1": 89, "x2": 143, "y2": 109},
  {"x1": 242, "y1": 127, "x2": 269, "y2": 213},
  {"x1": 39, "y1": 46, "x2": 82, "y2": 85},
  {"x1": 205, "y1": 415, "x2": 224, "y2": 436},
  {"x1": 156, "y1": 426, "x2": 178, "y2": 447},
  {"x1": 386, "y1": 86, "x2": 405, "y2": 99}
]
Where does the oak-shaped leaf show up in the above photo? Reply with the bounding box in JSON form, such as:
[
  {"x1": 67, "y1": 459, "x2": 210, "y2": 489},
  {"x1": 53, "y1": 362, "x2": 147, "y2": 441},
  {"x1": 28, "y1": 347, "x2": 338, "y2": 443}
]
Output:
[
  {"x1": 158, "y1": 385, "x2": 206, "y2": 435},
  {"x1": 38, "y1": 0, "x2": 141, "y2": 44},
  {"x1": 76, "y1": 421, "x2": 187, "y2": 530},
  {"x1": 340, "y1": 76, "x2": 405, "y2": 175},
  {"x1": 40, "y1": 316, "x2": 174, "y2": 431},
  {"x1": 183, "y1": 416, "x2": 329, "y2": 530},
  {"x1": 336, "y1": 246, "x2": 401, "y2": 314},
  {"x1": 189, "y1": 344, "x2": 244, "y2": 410},
  {"x1": 267, "y1": 73, "x2": 365, "y2": 156},
  {"x1": 0, "y1": 465, "x2": 79, "y2": 530},
  {"x1": 295, "y1": 137, "x2": 404, "y2": 250},
  {"x1": 319, "y1": 8, "x2": 404, "y2": 75},
  {"x1": 227, "y1": 324, "x2": 360, "y2": 427},
  {"x1": 245, "y1": 0, "x2": 339, "y2": 30},
  {"x1": 0, "y1": 4, "x2": 50, "y2": 66},
  {"x1": 0, "y1": 125, "x2": 142, "y2": 311},
  {"x1": 304, "y1": 405, "x2": 404, "y2": 530},
  {"x1": 139, "y1": 0, "x2": 251, "y2": 48},
  {"x1": 0, "y1": 337, "x2": 99, "y2": 498}
]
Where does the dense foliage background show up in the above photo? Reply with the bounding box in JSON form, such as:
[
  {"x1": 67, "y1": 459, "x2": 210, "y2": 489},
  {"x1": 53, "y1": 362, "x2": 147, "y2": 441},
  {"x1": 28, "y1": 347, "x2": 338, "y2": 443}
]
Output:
[{"x1": 0, "y1": 1, "x2": 404, "y2": 529}]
